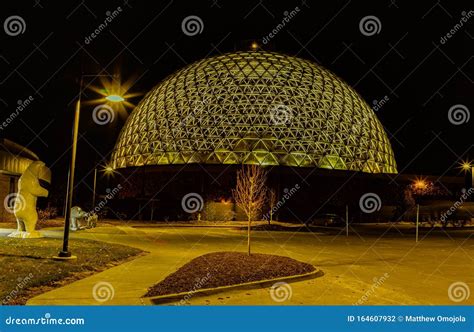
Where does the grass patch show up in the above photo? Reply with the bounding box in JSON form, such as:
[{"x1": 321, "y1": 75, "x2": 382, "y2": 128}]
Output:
[
  {"x1": 0, "y1": 237, "x2": 144, "y2": 304},
  {"x1": 145, "y1": 251, "x2": 315, "y2": 297}
]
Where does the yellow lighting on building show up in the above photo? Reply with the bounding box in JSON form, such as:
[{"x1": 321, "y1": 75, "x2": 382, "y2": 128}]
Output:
[{"x1": 111, "y1": 51, "x2": 397, "y2": 174}]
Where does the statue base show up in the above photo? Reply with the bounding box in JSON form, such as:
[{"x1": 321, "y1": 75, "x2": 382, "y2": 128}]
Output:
[{"x1": 8, "y1": 230, "x2": 43, "y2": 239}]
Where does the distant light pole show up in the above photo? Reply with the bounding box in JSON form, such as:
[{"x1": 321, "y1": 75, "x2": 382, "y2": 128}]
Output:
[
  {"x1": 54, "y1": 74, "x2": 124, "y2": 260},
  {"x1": 415, "y1": 204, "x2": 419, "y2": 243},
  {"x1": 92, "y1": 164, "x2": 116, "y2": 213},
  {"x1": 92, "y1": 166, "x2": 98, "y2": 208},
  {"x1": 345, "y1": 205, "x2": 349, "y2": 237},
  {"x1": 461, "y1": 160, "x2": 473, "y2": 189}
]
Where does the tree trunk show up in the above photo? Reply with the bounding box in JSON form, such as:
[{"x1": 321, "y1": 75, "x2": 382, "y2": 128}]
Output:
[
  {"x1": 269, "y1": 209, "x2": 272, "y2": 225},
  {"x1": 247, "y1": 216, "x2": 251, "y2": 255}
]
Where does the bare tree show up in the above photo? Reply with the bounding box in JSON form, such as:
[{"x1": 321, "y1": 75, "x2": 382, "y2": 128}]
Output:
[
  {"x1": 268, "y1": 188, "x2": 277, "y2": 225},
  {"x1": 232, "y1": 165, "x2": 267, "y2": 255}
]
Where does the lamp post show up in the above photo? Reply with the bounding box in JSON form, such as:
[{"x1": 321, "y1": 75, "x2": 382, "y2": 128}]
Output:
[
  {"x1": 461, "y1": 161, "x2": 473, "y2": 188},
  {"x1": 54, "y1": 74, "x2": 124, "y2": 260},
  {"x1": 460, "y1": 160, "x2": 473, "y2": 202},
  {"x1": 92, "y1": 166, "x2": 97, "y2": 208}
]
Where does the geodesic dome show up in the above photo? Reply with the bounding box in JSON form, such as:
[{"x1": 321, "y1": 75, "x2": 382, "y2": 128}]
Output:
[{"x1": 112, "y1": 51, "x2": 397, "y2": 173}]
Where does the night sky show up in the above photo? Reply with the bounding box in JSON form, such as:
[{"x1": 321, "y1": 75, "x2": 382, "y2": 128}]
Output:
[{"x1": 0, "y1": 0, "x2": 472, "y2": 189}]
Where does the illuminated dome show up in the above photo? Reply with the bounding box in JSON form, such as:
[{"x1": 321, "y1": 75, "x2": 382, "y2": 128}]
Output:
[{"x1": 112, "y1": 51, "x2": 397, "y2": 173}]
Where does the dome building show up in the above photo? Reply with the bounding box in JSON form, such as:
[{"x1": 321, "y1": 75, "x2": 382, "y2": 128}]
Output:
[
  {"x1": 109, "y1": 51, "x2": 398, "y2": 221},
  {"x1": 112, "y1": 51, "x2": 397, "y2": 174}
]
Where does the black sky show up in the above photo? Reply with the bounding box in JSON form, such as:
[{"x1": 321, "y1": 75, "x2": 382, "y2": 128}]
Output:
[{"x1": 0, "y1": 0, "x2": 472, "y2": 187}]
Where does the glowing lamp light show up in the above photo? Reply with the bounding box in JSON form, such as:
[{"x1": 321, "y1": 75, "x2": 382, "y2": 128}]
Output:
[
  {"x1": 104, "y1": 166, "x2": 115, "y2": 174},
  {"x1": 413, "y1": 178, "x2": 427, "y2": 190},
  {"x1": 105, "y1": 94, "x2": 125, "y2": 102},
  {"x1": 461, "y1": 161, "x2": 472, "y2": 171},
  {"x1": 414, "y1": 181, "x2": 426, "y2": 189},
  {"x1": 251, "y1": 42, "x2": 259, "y2": 50}
]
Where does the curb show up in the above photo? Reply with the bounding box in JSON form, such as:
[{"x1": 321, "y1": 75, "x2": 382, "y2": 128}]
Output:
[{"x1": 144, "y1": 268, "x2": 324, "y2": 305}]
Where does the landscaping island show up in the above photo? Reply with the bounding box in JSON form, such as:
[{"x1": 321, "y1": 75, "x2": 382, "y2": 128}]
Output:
[{"x1": 145, "y1": 251, "x2": 316, "y2": 297}]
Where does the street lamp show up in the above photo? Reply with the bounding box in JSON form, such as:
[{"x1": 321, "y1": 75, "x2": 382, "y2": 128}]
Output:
[
  {"x1": 413, "y1": 178, "x2": 428, "y2": 191},
  {"x1": 105, "y1": 94, "x2": 125, "y2": 103},
  {"x1": 91, "y1": 163, "x2": 117, "y2": 211},
  {"x1": 54, "y1": 74, "x2": 124, "y2": 260},
  {"x1": 459, "y1": 160, "x2": 473, "y2": 192}
]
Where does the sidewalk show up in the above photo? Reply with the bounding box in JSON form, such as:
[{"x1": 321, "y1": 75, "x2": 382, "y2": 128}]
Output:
[{"x1": 27, "y1": 226, "x2": 207, "y2": 305}]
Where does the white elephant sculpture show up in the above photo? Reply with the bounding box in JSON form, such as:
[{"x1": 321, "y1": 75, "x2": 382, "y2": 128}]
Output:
[
  {"x1": 8, "y1": 161, "x2": 50, "y2": 239},
  {"x1": 70, "y1": 206, "x2": 88, "y2": 231}
]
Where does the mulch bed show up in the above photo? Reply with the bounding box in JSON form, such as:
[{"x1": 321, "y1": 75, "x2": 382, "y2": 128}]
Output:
[{"x1": 145, "y1": 251, "x2": 315, "y2": 297}]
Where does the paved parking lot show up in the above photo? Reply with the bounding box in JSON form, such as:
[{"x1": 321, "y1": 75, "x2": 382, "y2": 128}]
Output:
[{"x1": 25, "y1": 224, "x2": 474, "y2": 305}]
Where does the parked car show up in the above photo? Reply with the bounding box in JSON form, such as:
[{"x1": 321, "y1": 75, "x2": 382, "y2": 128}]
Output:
[{"x1": 310, "y1": 213, "x2": 345, "y2": 226}]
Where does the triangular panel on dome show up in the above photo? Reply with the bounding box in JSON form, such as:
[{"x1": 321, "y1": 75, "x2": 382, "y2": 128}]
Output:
[{"x1": 319, "y1": 155, "x2": 347, "y2": 170}]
